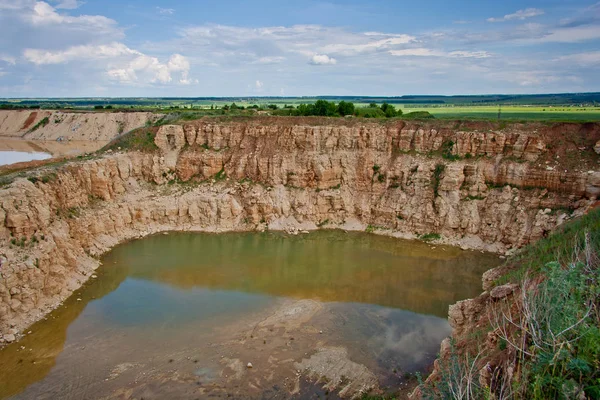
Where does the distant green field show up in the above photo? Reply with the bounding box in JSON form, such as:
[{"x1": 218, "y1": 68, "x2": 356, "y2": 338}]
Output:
[
  {"x1": 2, "y1": 96, "x2": 600, "y2": 122},
  {"x1": 403, "y1": 105, "x2": 600, "y2": 122}
]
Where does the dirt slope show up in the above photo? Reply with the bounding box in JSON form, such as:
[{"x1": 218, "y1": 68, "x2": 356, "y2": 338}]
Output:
[{"x1": 0, "y1": 110, "x2": 162, "y2": 141}]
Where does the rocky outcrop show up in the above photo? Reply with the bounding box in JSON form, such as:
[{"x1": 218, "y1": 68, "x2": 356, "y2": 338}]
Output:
[
  {"x1": 0, "y1": 118, "x2": 599, "y2": 341},
  {"x1": 0, "y1": 110, "x2": 162, "y2": 141}
]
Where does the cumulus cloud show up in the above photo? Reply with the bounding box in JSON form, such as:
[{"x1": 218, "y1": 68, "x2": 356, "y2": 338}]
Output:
[
  {"x1": 107, "y1": 53, "x2": 193, "y2": 85},
  {"x1": 309, "y1": 54, "x2": 337, "y2": 65},
  {"x1": 24, "y1": 42, "x2": 138, "y2": 64},
  {"x1": 255, "y1": 80, "x2": 263, "y2": 89},
  {"x1": 23, "y1": 42, "x2": 194, "y2": 85},
  {"x1": 30, "y1": 1, "x2": 116, "y2": 30},
  {"x1": 487, "y1": 8, "x2": 544, "y2": 23}
]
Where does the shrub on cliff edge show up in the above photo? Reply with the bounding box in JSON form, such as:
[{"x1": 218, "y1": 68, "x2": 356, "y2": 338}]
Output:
[{"x1": 416, "y1": 208, "x2": 600, "y2": 399}]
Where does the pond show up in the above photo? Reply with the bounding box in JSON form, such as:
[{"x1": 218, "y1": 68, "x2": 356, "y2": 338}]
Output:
[
  {"x1": 0, "y1": 231, "x2": 501, "y2": 399},
  {"x1": 0, "y1": 151, "x2": 51, "y2": 166},
  {"x1": 0, "y1": 139, "x2": 109, "y2": 167}
]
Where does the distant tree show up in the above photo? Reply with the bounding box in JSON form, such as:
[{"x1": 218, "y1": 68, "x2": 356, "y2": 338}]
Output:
[
  {"x1": 380, "y1": 103, "x2": 397, "y2": 118},
  {"x1": 369, "y1": 103, "x2": 378, "y2": 108},
  {"x1": 105, "y1": 105, "x2": 113, "y2": 109},
  {"x1": 94, "y1": 105, "x2": 104, "y2": 110},
  {"x1": 295, "y1": 103, "x2": 312, "y2": 116},
  {"x1": 313, "y1": 100, "x2": 338, "y2": 116},
  {"x1": 337, "y1": 101, "x2": 355, "y2": 116},
  {"x1": 267, "y1": 104, "x2": 278, "y2": 110},
  {"x1": 223, "y1": 104, "x2": 230, "y2": 111},
  {"x1": 230, "y1": 103, "x2": 239, "y2": 110}
]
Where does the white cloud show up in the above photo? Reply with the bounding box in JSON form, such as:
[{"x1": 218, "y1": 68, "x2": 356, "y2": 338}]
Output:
[
  {"x1": 309, "y1": 54, "x2": 337, "y2": 65},
  {"x1": 448, "y1": 51, "x2": 492, "y2": 58},
  {"x1": 252, "y1": 56, "x2": 286, "y2": 64},
  {"x1": 389, "y1": 48, "x2": 440, "y2": 57},
  {"x1": 255, "y1": 80, "x2": 263, "y2": 89},
  {"x1": 0, "y1": 0, "x2": 34, "y2": 9},
  {"x1": 24, "y1": 42, "x2": 138, "y2": 64},
  {"x1": 23, "y1": 42, "x2": 194, "y2": 85},
  {"x1": 107, "y1": 53, "x2": 193, "y2": 85},
  {"x1": 178, "y1": 24, "x2": 416, "y2": 63},
  {"x1": 555, "y1": 51, "x2": 600, "y2": 65},
  {"x1": 320, "y1": 35, "x2": 415, "y2": 56},
  {"x1": 157, "y1": 6, "x2": 174, "y2": 15},
  {"x1": 52, "y1": 0, "x2": 83, "y2": 9},
  {"x1": 488, "y1": 8, "x2": 544, "y2": 23},
  {"x1": 535, "y1": 25, "x2": 600, "y2": 43},
  {"x1": 0, "y1": 54, "x2": 16, "y2": 65},
  {"x1": 30, "y1": 1, "x2": 116, "y2": 30},
  {"x1": 389, "y1": 49, "x2": 492, "y2": 58}
]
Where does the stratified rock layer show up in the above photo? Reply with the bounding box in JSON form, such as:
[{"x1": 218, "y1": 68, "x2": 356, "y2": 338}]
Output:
[{"x1": 0, "y1": 118, "x2": 599, "y2": 338}]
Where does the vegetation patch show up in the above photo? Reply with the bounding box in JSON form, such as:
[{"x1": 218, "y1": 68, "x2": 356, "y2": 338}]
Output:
[
  {"x1": 465, "y1": 194, "x2": 485, "y2": 201},
  {"x1": 418, "y1": 207, "x2": 600, "y2": 399},
  {"x1": 402, "y1": 111, "x2": 435, "y2": 120},
  {"x1": 440, "y1": 140, "x2": 461, "y2": 161},
  {"x1": 214, "y1": 168, "x2": 227, "y2": 181},
  {"x1": 28, "y1": 117, "x2": 50, "y2": 132},
  {"x1": 419, "y1": 233, "x2": 441, "y2": 242},
  {"x1": 316, "y1": 219, "x2": 330, "y2": 228},
  {"x1": 432, "y1": 164, "x2": 445, "y2": 197},
  {"x1": 103, "y1": 127, "x2": 158, "y2": 152}
]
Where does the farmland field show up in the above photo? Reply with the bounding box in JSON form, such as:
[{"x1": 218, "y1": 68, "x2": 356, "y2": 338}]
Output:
[{"x1": 2, "y1": 94, "x2": 600, "y2": 122}]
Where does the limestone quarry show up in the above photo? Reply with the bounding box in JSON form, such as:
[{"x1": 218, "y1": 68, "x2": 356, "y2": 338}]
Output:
[{"x1": 0, "y1": 113, "x2": 599, "y2": 398}]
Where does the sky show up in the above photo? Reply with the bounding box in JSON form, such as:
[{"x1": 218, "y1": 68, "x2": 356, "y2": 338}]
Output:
[{"x1": 0, "y1": 0, "x2": 599, "y2": 97}]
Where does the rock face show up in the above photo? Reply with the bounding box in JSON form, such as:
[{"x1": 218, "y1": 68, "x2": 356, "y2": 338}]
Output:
[{"x1": 0, "y1": 118, "x2": 599, "y2": 337}]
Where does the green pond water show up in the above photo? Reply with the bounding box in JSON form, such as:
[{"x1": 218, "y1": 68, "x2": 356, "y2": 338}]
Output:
[{"x1": 0, "y1": 231, "x2": 501, "y2": 399}]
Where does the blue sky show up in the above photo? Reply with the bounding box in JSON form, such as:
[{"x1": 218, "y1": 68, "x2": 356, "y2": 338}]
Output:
[{"x1": 0, "y1": 0, "x2": 599, "y2": 97}]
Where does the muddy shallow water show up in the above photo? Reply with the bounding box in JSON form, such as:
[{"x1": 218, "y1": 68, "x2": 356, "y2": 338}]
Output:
[
  {"x1": 0, "y1": 231, "x2": 500, "y2": 399},
  {"x1": 0, "y1": 138, "x2": 108, "y2": 166}
]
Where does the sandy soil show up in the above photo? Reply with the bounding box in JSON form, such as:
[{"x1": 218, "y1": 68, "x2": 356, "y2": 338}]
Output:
[{"x1": 0, "y1": 110, "x2": 161, "y2": 141}]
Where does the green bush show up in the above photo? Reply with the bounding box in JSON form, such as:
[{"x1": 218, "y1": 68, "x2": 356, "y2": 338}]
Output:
[
  {"x1": 402, "y1": 111, "x2": 435, "y2": 120},
  {"x1": 356, "y1": 107, "x2": 386, "y2": 118},
  {"x1": 419, "y1": 233, "x2": 441, "y2": 242},
  {"x1": 29, "y1": 117, "x2": 50, "y2": 132}
]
